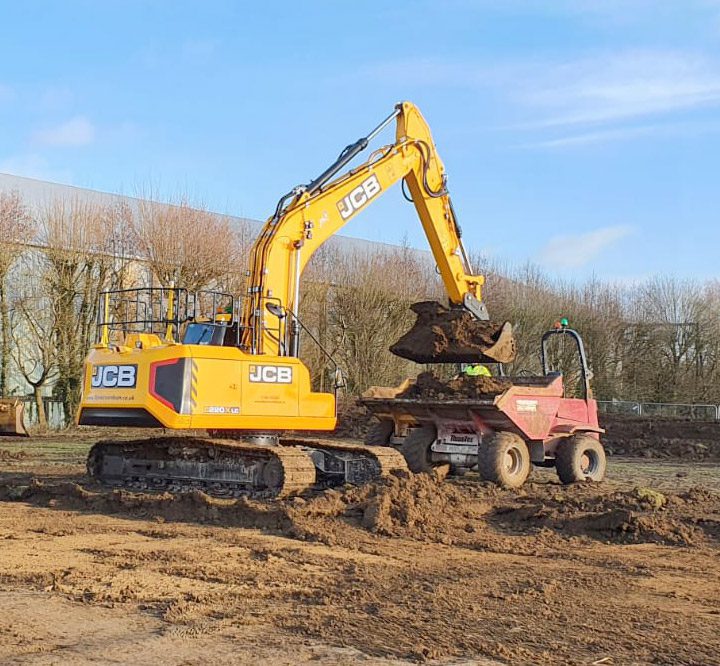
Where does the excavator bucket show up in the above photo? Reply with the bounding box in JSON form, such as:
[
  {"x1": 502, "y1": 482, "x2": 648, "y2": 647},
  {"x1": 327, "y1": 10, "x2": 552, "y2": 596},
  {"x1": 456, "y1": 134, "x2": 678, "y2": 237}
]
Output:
[
  {"x1": 0, "y1": 399, "x2": 29, "y2": 437},
  {"x1": 390, "y1": 301, "x2": 516, "y2": 365}
]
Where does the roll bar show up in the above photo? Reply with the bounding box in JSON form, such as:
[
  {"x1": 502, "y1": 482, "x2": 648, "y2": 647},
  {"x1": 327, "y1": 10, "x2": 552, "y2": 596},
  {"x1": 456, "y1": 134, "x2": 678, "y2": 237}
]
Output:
[{"x1": 540, "y1": 327, "x2": 592, "y2": 400}]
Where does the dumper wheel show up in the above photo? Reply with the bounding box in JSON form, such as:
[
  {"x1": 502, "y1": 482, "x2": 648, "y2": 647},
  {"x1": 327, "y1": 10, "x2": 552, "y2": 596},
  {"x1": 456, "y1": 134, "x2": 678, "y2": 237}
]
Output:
[
  {"x1": 401, "y1": 425, "x2": 437, "y2": 473},
  {"x1": 555, "y1": 434, "x2": 606, "y2": 484},
  {"x1": 365, "y1": 420, "x2": 395, "y2": 447},
  {"x1": 479, "y1": 432, "x2": 530, "y2": 488}
]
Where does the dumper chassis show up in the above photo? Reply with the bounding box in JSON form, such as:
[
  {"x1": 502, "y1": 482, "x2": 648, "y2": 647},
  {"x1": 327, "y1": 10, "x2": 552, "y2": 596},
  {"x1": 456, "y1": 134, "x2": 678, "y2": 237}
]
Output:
[{"x1": 363, "y1": 326, "x2": 607, "y2": 488}]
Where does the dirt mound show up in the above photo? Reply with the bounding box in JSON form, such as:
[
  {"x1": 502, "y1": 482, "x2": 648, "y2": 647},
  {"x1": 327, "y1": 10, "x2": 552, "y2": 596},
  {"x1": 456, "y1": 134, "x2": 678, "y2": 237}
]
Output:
[
  {"x1": 3, "y1": 471, "x2": 719, "y2": 550},
  {"x1": 397, "y1": 371, "x2": 510, "y2": 400},
  {"x1": 390, "y1": 300, "x2": 515, "y2": 364},
  {"x1": 332, "y1": 397, "x2": 371, "y2": 439},
  {"x1": 0, "y1": 449, "x2": 29, "y2": 461},
  {"x1": 286, "y1": 470, "x2": 490, "y2": 547},
  {"x1": 487, "y1": 484, "x2": 719, "y2": 547},
  {"x1": 0, "y1": 479, "x2": 293, "y2": 531},
  {"x1": 287, "y1": 474, "x2": 720, "y2": 549},
  {"x1": 602, "y1": 415, "x2": 720, "y2": 460}
]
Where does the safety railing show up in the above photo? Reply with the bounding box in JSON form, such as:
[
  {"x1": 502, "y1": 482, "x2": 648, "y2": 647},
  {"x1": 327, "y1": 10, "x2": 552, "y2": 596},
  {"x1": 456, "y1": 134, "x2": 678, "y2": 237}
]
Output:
[{"x1": 96, "y1": 287, "x2": 236, "y2": 344}]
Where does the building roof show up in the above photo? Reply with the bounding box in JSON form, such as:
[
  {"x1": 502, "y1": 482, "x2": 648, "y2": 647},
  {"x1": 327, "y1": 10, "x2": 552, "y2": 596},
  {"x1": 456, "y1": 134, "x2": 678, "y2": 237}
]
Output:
[{"x1": 0, "y1": 171, "x2": 427, "y2": 259}]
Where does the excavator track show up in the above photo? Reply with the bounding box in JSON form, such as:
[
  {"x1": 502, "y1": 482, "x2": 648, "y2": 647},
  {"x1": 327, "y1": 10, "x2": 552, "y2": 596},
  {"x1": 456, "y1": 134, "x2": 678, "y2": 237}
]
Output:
[
  {"x1": 283, "y1": 437, "x2": 408, "y2": 485},
  {"x1": 87, "y1": 437, "x2": 317, "y2": 499},
  {"x1": 87, "y1": 436, "x2": 408, "y2": 499}
]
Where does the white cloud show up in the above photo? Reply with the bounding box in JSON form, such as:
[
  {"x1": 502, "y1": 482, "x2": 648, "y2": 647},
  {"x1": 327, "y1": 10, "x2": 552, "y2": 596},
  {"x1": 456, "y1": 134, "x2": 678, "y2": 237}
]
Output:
[
  {"x1": 362, "y1": 49, "x2": 720, "y2": 147},
  {"x1": 536, "y1": 225, "x2": 633, "y2": 269},
  {"x1": 32, "y1": 116, "x2": 95, "y2": 147},
  {"x1": 521, "y1": 118, "x2": 720, "y2": 149},
  {"x1": 0, "y1": 153, "x2": 72, "y2": 183},
  {"x1": 521, "y1": 51, "x2": 720, "y2": 128},
  {"x1": 521, "y1": 125, "x2": 658, "y2": 149}
]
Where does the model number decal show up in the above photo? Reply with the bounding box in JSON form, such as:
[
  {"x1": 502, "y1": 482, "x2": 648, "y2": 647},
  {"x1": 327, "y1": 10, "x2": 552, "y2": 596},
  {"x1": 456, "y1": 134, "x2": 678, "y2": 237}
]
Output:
[
  {"x1": 337, "y1": 174, "x2": 382, "y2": 220},
  {"x1": 249, "y1": 365, "x2": 293, "y2": 384},
  {"x1": 203, "y1": 406, "x2": 240, "y2": 414},
  {"x1": 91, "y1": 364, "x2": 137, "y2": 389}
]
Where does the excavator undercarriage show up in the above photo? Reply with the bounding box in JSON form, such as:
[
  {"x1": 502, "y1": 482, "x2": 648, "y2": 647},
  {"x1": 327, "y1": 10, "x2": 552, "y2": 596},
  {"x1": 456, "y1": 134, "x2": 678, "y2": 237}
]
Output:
[{"x1": 87, "y1": 436, "x2": 408, "y2": 498}]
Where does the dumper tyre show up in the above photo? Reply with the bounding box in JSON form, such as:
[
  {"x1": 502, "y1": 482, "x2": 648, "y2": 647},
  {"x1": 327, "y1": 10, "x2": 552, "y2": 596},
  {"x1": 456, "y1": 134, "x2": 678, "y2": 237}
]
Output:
[
  {"x1": 401, "y1": 425, "x2": 437, "y2": 473},
  {"x1": 479, "y1": 432, "x2": 530, "y2": 488},
  {"x1": 365, "y1": 420, "x2": 395, "y2": 447},
  {"x1": 555, "y1": 434, "x2": 606, "y2": 484}
]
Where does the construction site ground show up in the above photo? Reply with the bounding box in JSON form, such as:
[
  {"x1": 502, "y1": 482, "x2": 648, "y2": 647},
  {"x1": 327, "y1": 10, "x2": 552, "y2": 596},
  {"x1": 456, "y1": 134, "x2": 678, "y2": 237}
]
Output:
[{"x1": 1, "y1": 424, "x2": 719, "y2": 665}]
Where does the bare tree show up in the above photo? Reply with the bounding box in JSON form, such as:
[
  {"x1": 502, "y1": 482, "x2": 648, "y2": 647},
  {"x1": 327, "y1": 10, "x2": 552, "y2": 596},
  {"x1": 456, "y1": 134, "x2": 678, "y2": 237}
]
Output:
[
  {"x1": 132, "y1": 197, "x2": 241, "y2": 291},
  {"x1": 9, "y1": 293, "x2": 58, "y2": 429},
  {"x1": 0, "y1": 191, "x2": 34, "y2": 395},
  {"x1": 38, "y1": 198, "x2": 115, "y2": 420},
  {"x1": 314, "y1": 247, "x2": 442, "y2": 393}
]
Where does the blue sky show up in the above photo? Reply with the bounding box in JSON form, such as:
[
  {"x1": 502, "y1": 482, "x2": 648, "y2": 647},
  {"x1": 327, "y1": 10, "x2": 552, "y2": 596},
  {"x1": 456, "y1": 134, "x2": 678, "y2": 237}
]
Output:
[{"x1": 1, "y1": 1, "x2": 719, "y2": 282}]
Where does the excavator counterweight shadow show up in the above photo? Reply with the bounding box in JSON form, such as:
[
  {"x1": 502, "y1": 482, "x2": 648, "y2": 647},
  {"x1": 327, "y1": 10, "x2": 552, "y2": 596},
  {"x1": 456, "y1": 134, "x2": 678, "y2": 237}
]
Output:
[
  {"x1": 0, "y1": 399, "x2": 29, "y2": 437},
  {"x1": 390, "y1": 301, "x2": 516, "y2": 365}
]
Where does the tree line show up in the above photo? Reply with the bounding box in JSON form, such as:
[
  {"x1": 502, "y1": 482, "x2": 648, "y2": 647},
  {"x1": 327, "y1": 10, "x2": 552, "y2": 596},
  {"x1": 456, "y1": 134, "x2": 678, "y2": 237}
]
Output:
[{"x1": 1, "y1": 188, "x2": 716, "y2": 428}]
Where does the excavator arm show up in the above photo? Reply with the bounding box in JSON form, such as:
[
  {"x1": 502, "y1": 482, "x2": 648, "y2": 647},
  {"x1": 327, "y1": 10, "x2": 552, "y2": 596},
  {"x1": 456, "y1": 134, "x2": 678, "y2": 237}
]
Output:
[{"x1": 242, "y1": 101, "x2": 514, "y2": 363}]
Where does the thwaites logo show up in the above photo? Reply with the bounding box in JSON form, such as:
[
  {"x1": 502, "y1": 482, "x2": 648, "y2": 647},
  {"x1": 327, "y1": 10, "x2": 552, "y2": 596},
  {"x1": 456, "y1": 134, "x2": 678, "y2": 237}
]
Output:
[
  {"x1": 337, "y1": 174, "x2": 382, "y2": 220},
  {"x1": 249, "y1": 365, "x2": 293, "y2": 384},
  {"x1": 91, "y1": 364, "x2": 137, "y2": 389}
]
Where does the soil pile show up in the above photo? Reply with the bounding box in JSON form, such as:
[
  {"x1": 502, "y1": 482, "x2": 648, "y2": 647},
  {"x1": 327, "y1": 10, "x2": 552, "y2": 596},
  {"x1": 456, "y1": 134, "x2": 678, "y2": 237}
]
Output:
[
  {"x1": 397, "y1": 371, "x2": 511, "y2": 401},
  {"x1": 6, "y1": 472, "x2": 718, "y2": 549},
  {"x1": 295, "y1": 474, "x2": 720, "y2": 548},
  {"x1": 0, "y1": 449, "x2": 29, "y2": 462},
  {"x1": 602, "y1": 414, "x2": 720, "y2": 460},
  {"x1": 390, "y1": 300, "x2": 515, "y2": 364},
  {"x1": 332, "y1": 397, "x2": 371, "y2": 439}
]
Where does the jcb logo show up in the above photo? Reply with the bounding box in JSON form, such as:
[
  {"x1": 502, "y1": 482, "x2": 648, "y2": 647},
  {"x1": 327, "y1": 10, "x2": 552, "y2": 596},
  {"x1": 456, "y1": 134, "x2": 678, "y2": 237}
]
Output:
[
  {"x1": 249, "y1": 365, "x2": 293, "y2": 384},
  {"x1": 91, "y1": 364, "x2": 137, "y2": 389},
  {"x1": 337, "y1": 174, "x2": 382, "y2": 220}
]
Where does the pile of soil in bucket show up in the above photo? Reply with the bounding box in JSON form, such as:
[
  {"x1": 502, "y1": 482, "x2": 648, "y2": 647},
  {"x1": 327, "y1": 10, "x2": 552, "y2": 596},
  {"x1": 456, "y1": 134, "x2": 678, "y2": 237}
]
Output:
[{"x1": 390, "y1": 301, "x2": 514, "y2": 363}]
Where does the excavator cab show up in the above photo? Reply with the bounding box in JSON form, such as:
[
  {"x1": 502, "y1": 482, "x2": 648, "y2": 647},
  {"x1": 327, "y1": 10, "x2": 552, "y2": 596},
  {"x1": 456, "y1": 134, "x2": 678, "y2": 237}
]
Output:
[
  {"x1": 95, "y1": 287, "x2": 237, "y2": 347},
  {"x1": 182, "y1": 321, "x2": 229, "y2": 346},
  {"x1": 182, "y1": 309, "x2": 235, "y2": 346}
]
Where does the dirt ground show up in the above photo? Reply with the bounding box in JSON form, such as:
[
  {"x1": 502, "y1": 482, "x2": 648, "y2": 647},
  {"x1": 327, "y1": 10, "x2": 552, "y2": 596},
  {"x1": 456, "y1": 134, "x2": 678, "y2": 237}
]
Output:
[{"x1": 0, "y1": 430, "x2": 719, "y2": 665}]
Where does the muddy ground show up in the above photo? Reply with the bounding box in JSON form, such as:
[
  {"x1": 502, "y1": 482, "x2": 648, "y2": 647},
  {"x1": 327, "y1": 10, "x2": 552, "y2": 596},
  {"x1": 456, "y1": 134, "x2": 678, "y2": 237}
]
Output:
[{"x1": 0, "y1": 430, "x2": 719, "y2": 665}]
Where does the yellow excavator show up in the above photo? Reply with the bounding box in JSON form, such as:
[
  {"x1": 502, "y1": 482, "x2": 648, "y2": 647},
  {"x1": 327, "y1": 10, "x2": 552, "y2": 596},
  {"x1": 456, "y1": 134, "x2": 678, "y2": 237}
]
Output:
[{"x1": 78, "y1": 101, "x2": 515, "y2": 497}]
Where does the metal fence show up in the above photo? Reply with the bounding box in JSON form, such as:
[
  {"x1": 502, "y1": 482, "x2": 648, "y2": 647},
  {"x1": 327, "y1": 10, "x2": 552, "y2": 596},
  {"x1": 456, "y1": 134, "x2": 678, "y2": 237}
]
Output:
[
  {"x1": 12, "y1": 396, "x2": 720, "y2": 430},
  {"x1": 19, "y1": 398, "x2": 66, "y2": 430},
  {"x1": 597, "y1": 400, "x2": 720, "y2": 421}
]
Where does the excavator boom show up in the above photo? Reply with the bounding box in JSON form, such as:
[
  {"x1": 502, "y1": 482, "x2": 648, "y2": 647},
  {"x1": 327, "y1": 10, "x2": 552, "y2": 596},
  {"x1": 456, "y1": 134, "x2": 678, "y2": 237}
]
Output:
[{"x1": 241, "y1": 101, "x2": 515, "y2": 364}]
